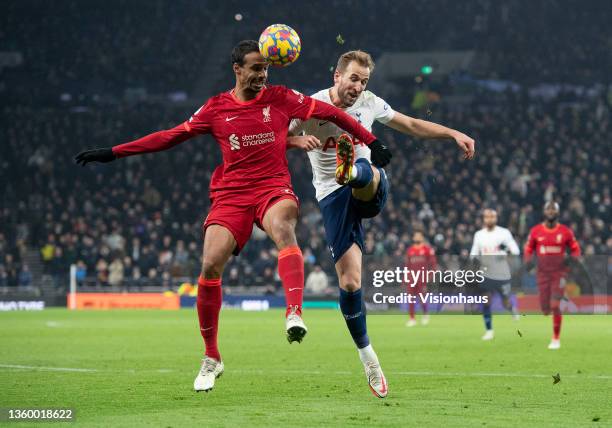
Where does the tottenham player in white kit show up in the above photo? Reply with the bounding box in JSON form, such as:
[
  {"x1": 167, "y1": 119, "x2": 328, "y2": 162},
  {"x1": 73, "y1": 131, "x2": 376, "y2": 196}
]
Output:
[
  {"x1": 470, "y1": 209, "x2": 521, "y2": 341},
  {"x1": 288, "y1": 50, "x2": 475, "y2": 398}
]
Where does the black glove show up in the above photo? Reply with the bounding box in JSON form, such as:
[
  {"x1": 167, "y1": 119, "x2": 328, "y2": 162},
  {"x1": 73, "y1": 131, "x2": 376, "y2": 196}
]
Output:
[
  {"x1": 368, "y1": 140, "x2": 392, "y2": 167},
  {"x1": 499, "y1": 243, "x2": 508, "y2": 252},
  {"x1": 74, "y1": 148, "x2": 116, "y2": 166}
]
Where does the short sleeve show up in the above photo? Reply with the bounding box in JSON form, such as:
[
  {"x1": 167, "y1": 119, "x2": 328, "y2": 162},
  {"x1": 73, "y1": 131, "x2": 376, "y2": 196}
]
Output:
[
  {"x1": 372, "y1": 95, "x2": 395, "y2": 124},
  {"x1": 183, "y1": 99, "x2": 214, "y2": 134},
  {"x1": 283, "y1": 87, "x2": 316, "y2": 121}
]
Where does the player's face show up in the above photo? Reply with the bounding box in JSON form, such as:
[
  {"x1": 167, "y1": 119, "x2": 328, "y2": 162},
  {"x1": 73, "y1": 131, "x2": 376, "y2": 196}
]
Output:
[
  {"x1": 544, "y1": 204, "x2": 559, "y2": 222},
  {"x1": 235, "y1": 52, "x2": 269, "y2": 93},
  {"x1": 483, "y1": 210, "x2": 497, "y2": 228},
  {"x1": 413, "y1": 232, "x2": 424, "y2": 244},
  {"x1": 334, "y1": 61, "x2": 370, "y2": 107}
]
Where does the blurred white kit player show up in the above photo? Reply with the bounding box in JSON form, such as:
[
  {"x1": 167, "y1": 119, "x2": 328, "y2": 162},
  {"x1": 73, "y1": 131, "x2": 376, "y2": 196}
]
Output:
[{"x1": 470, "y1": 209, "x2": 520, "y2": 340}]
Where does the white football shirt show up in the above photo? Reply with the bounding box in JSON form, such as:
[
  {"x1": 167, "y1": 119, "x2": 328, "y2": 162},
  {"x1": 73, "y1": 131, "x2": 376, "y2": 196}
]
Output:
[
  {"x1": 290, "y1": 89, "x2": 395, "y2": 201},
  {"x1": 470, "y1": 226, "x2": 520, "y2": 281}
]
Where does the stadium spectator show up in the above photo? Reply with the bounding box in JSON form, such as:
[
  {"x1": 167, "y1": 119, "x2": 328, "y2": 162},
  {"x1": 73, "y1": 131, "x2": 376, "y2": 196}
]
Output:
[
  {"x1": 0, "y1": 0, "x2": 609, "y2": 292},
  {"x1": 305, "y1": 266, "x2": 331, "y2": 295}
]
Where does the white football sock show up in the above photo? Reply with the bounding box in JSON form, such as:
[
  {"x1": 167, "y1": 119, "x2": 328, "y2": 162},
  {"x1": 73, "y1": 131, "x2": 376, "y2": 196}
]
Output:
[{"x1": 358, "y1": 344, "x2": 379, "y2": 365}]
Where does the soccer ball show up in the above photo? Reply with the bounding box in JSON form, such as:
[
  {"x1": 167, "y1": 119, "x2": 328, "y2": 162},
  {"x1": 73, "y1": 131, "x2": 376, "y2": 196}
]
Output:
[{"x1": 258, "y1": 24, "x2": 301, "y2": 67}]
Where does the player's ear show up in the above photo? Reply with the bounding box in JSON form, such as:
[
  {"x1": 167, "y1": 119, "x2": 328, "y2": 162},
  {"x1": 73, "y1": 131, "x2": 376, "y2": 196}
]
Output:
[
  {"x1": 233, "y1": 62, "x2": 242, "y2": 75},
  {"x1": 333, "y1": 69, "x2": 341, "y2": 84}
]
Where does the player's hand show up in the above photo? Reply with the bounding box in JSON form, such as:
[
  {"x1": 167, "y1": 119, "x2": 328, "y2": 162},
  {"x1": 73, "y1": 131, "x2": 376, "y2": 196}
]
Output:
[
  {"x1": 74, "y1": 147, "x2": 116, "y2": 166},
  {"x1": 452, "y1": 131, "x2": 475, "y2": 160},
  {"x1": 369, "y1": 140, "x2": 392, "y2": 167},
  {"x1": 287, "y1": 135, "x2": 321, "y2": 152}
]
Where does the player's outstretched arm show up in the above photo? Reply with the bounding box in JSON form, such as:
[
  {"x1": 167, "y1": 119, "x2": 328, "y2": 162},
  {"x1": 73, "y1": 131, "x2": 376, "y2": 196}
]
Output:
[
  {"x1": 386, "y1": 112, "x2": 475, "y2": 160},
  {"x1": 74, "y1": 123, "x2": 194, "y2": 166},
  {"x1": 309, "y1": 100, "x2": 392, "y2": 167}
]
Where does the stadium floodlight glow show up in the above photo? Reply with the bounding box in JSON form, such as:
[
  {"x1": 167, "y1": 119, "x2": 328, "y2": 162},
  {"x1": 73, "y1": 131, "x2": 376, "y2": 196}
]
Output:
[{"x1": 421, "y1": 65, "x2": 433, "y2": 75}]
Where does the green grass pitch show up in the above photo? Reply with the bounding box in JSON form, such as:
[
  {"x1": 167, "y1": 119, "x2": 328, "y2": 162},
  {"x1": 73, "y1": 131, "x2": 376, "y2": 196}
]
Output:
[{"x1": 1, "y1": 309, "x2": 611, "y2": 427}]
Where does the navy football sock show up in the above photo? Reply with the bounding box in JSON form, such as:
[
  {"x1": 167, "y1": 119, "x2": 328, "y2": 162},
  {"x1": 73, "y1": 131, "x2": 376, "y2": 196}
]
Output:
[
  {"x1": 339, "y1": 288, "x2": 370, "y2": 348},
  {"x1": 348, "y1": 158, "x2": 374, "y2": 189},
  {"x1": 483, "y1": 304, "x2": 492, "y2": 330}
]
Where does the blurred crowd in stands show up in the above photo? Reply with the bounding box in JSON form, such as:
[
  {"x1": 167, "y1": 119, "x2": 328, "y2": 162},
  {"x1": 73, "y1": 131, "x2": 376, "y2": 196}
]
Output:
[{"x1": 0, "y1": 0, "x2": 610, "y2": 290}]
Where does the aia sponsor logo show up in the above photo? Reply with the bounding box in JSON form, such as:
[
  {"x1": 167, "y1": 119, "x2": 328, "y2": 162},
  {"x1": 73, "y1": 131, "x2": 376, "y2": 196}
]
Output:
[{"x1": 321, "y1": 135, "x2": 365, "y2": 152}]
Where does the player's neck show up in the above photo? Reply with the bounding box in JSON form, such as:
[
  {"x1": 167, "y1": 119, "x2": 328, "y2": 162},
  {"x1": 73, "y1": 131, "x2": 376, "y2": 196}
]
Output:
[
  {"x1": 329, "y1": 87, "x2": 347, "y2": 109},
  {"x1": 486, "y1": 226, "x2": 495, "y2": 231},
  {"x1": 233, "y1": 84, "x2": 260, "y2": 102},
  {"x1": 544, "y1": 220, "x2": 558, "y2": 229}
]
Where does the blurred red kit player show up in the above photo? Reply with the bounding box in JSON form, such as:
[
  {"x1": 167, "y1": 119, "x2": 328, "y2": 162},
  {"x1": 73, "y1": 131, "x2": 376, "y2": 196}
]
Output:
[
  {"x1": 405, "y1": 231, "x2": 437, "y2": 326},
  {"x1": 524, "y1": 202, "x2": 581, "y2": 350}
]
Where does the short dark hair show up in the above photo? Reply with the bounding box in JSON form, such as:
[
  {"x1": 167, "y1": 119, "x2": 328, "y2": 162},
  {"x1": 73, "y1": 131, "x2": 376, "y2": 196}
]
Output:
[{"x1": 231, "y1": 40, "x2": 260, "y2": 66}]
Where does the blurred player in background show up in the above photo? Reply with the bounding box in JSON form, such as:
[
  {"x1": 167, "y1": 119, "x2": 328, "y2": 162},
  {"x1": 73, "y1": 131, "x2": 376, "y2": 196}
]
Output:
[
  {"x1": 75, "y1": 41, "x2": 387, "y2": 392},
  {"x1": 470, "y1": 209, "x2": 520, "y2": 341},
  {"x1": 405, "y1": 231, "x2": 437, "y2": 327},
  {"x1": 524, "y1": 202, "x2": 581, "y2": 350},
  {"x1": 288, "y1": 50, "x2": 474, "y2": 398}
]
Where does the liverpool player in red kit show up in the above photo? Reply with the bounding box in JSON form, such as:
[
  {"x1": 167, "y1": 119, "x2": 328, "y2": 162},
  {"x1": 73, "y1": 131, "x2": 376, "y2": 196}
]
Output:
[
  {"x1": 405, "y1": 231, "x2": 437, "y2": 326},
  {"x1": 74, "y1": 40, "x2": 391, "y2": 392},
  {"x1": 524, "y1": 202, "x2": 581, "y2": 350}
]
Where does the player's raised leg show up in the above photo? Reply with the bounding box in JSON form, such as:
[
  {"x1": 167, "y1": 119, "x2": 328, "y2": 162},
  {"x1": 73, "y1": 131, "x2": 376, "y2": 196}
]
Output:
[
  {"x1": 194, "y1": 224, "x2": 235, "y2": 392},
  {"x1": 335, "y1": 134, "x2": 381, "y2": 202},
  {"x1": 336, "y1": 244, "x2": 387, "y2": 398},
  {"x1": 261, "y1": 198, "x2": 307, "y2": 343}
]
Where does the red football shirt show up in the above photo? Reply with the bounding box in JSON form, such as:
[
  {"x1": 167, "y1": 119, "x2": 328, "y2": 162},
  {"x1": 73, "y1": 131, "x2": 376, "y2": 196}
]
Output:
[
  {"x1": 112, "y1": 85, "x2": 377, "y2": 195},
  {"x1": 406, "y1": 244, "x2": 437, "y2": 271},
  {"x1": 524, "y1": 223, "x2": 581, "y2": 272}
]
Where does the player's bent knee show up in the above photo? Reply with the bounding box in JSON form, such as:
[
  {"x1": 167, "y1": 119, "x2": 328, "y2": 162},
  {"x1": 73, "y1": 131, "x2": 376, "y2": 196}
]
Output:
[
  {"x1": 339, "y1": 272, "x2": 361, "y2": 292},
  {"x1": 201, "y1": 259, "x2": 224, "y2": 279},
  {"x1": 270, "y1": 221, "x2": 298, "y2": 248}
]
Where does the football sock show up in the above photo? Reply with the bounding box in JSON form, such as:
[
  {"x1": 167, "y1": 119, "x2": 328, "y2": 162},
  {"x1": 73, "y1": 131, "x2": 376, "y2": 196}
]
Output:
[
  {"x1": 339, "y1": 288, "x2": 370, "y2": 349},
  {"x1": 278, "y1": 245, "x2": 304, "y2": 316},
  {"x1": 483, "y1": 304, "x2": 492, "y2": 330},
  {"x1": 197, "y1": 276, "x2": 222, "y2": 361},
  {"x1": 422, "y1": 301, "x2": 429, "y2": 315},
  {"x1": 409, "y1": 302, "x2": 416, "y2": 320},
  {"x1": 552, "y1": 307, "x2": 562, "y2": 340},
  {"x1": 358, "y1": 344, "x2": 379, "y2": 365},
  {"x1": 348, "y1": 158, "x2": 374, "y2": 189}
]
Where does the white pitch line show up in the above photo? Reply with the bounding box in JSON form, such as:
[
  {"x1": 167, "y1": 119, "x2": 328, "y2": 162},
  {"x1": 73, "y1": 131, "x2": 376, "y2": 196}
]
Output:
[
  {"x1": 0, "y1": 364, "x2": 98, "y2": 373},
  {"x1": 1, "y1": 364, "x2": 611, "y2": 380}
]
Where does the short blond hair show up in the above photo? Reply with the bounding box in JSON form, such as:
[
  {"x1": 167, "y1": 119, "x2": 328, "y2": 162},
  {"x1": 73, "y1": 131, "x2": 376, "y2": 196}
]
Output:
[{"x1": 336, "y1": 50, "x2": 375, "y2": 73}]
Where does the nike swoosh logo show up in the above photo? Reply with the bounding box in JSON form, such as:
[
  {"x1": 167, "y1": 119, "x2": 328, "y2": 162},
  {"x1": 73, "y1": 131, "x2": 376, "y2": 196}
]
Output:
[
  {"x1": 289, "y1": 288, "x2": 303, "y2": 292},
  {"x1": 200, "y1": 327, "x2": 214, "y2": 332},
  {"x1": 318, "y1": 121, "x2": 329, "y2": 126},
  {"x1": 226, "y1": 116, "x2": 238, "y2": 122}
]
